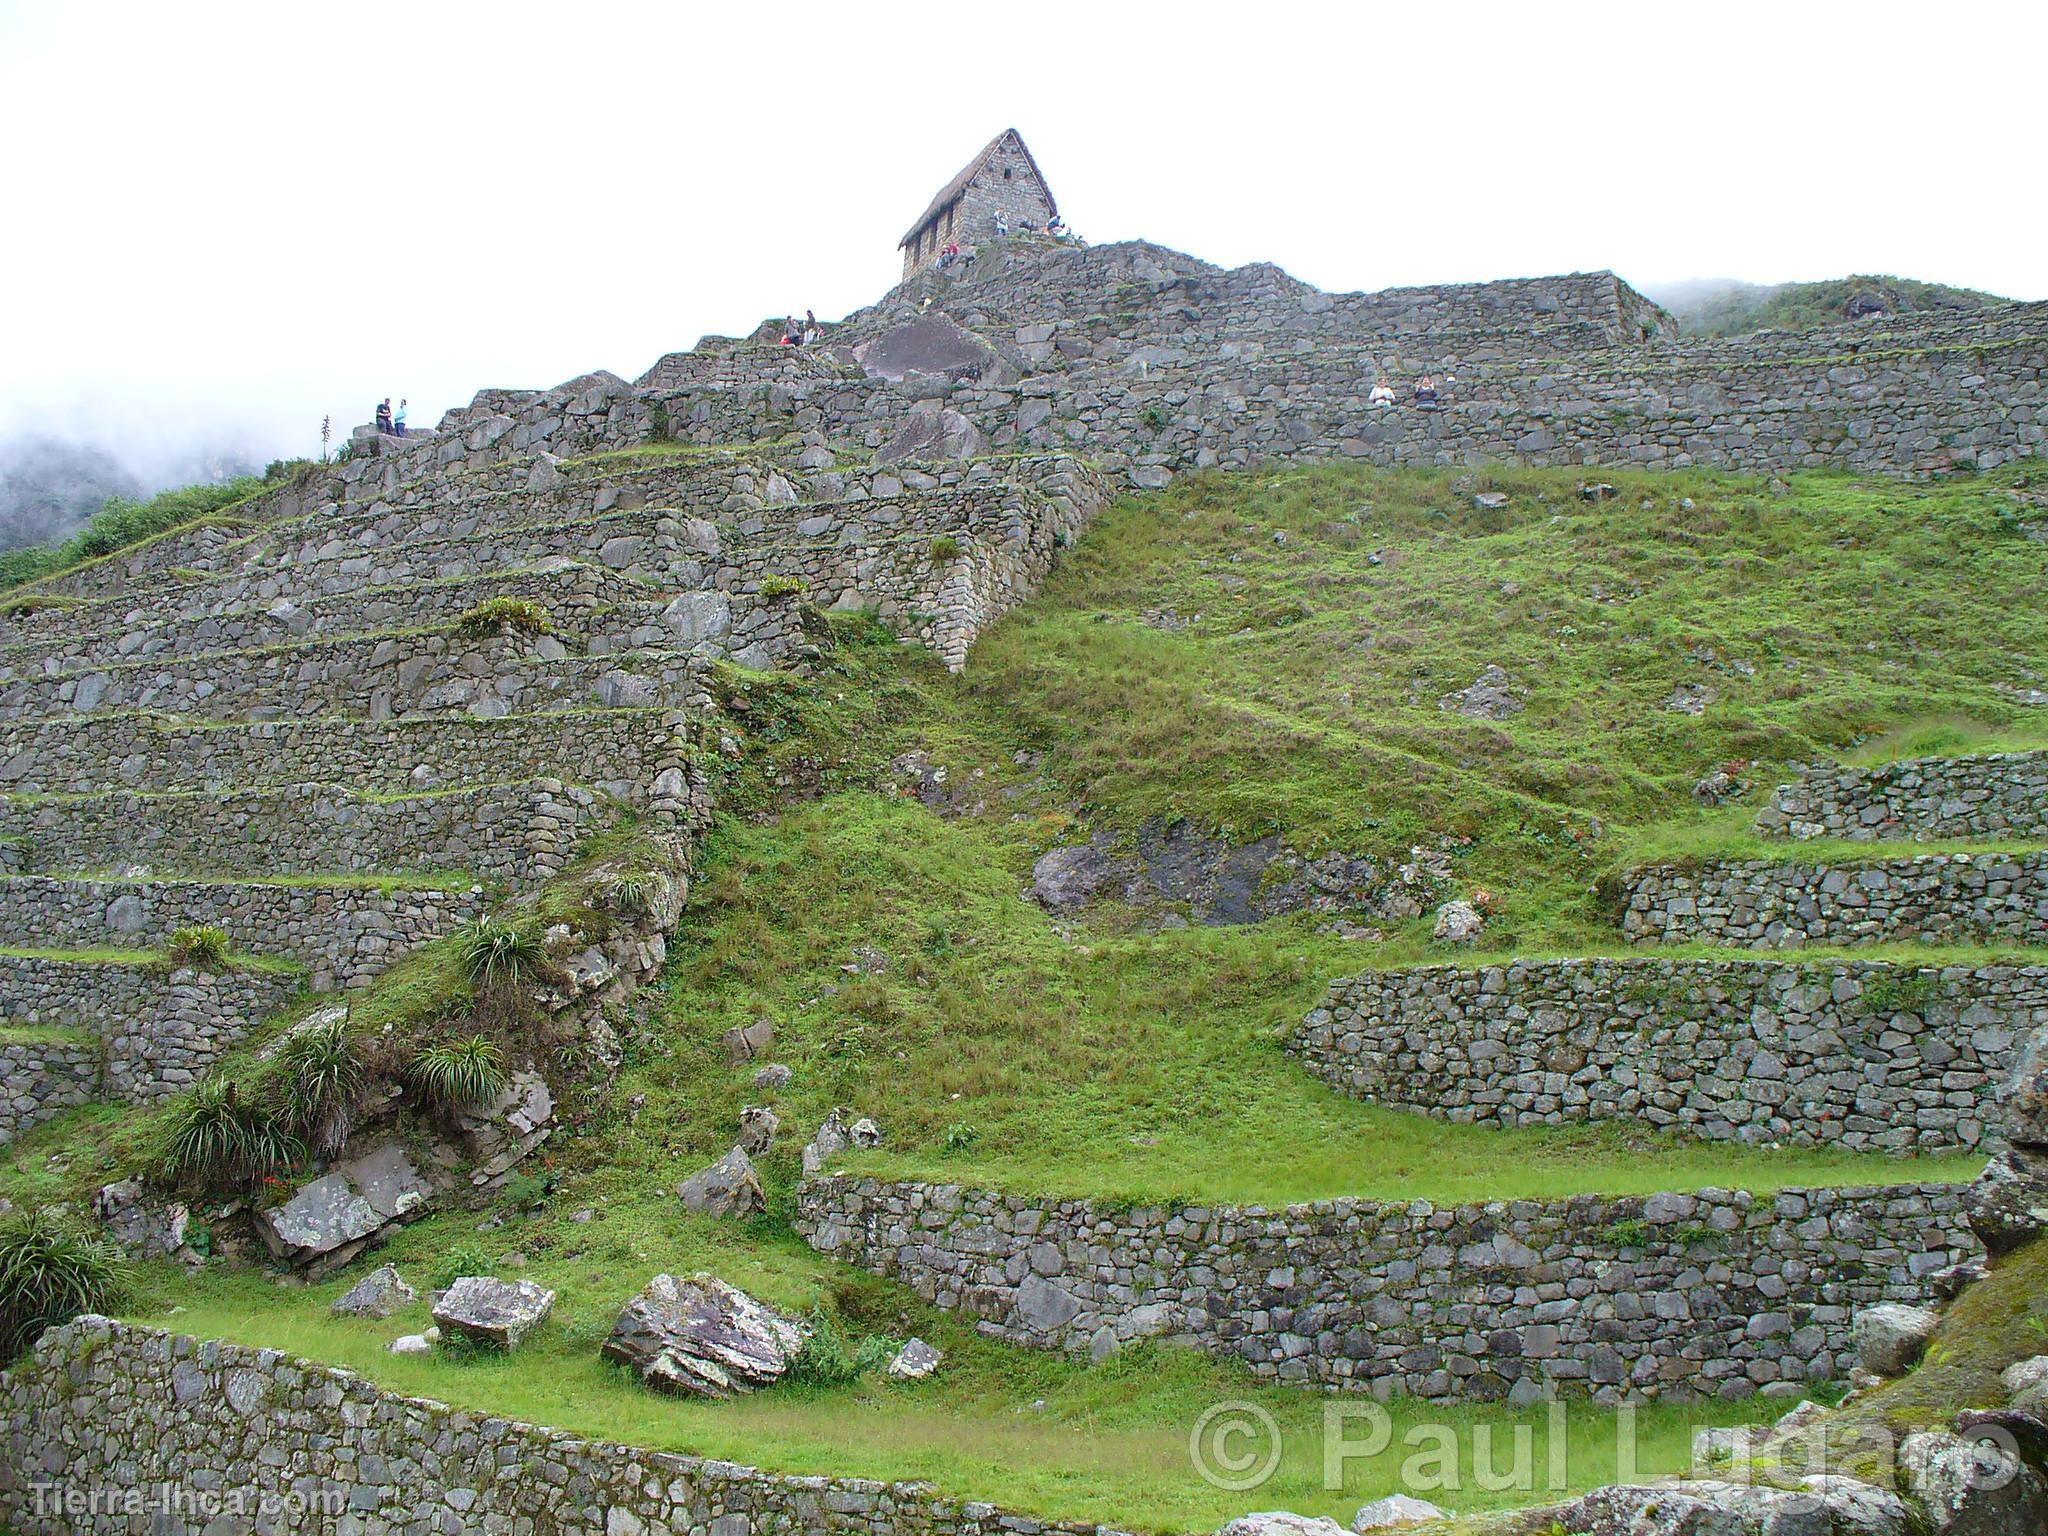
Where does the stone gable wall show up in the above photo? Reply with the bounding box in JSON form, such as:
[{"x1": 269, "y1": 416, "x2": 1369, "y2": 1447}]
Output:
[
  {"x1": 1290, "y1": 958, "x2": 2040, "y2": 1152},
  {"x1": 1755, "y1": 751, "x2": 2048, "y2": 841},
  {"x1": 0, "y1": 1318, "x2": 1132, "y2": 1536},
  {"x1": 1619, "y1": 851, "x2": 2048, "y2": 948},
  {"x1": 794, "y1": 1175, "x2": 1971, "y2": 1402}
]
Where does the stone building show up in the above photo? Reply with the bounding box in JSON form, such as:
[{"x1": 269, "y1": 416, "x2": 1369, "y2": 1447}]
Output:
[{"x1": 899, "y1": 128, "x2": 1057, "y2": 278}]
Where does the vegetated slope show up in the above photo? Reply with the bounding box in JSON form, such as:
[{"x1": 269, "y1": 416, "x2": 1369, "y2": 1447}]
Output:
[
  {"x1": 6, "y1": 461, "x2": 2043, "y2": 1532},
  {"x1": 1644, "y1": 274, "x2": 2007, "y2": 335}
]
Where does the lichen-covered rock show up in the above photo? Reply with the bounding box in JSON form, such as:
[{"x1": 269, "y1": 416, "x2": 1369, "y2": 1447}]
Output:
[
  {"x1": 676, "y1": 1147, "x2": 766, "y2": 1219},
  {"x1": 887, "y1": 1337, "x2": 943, "y2": 1381},
  {"x1": 432, "y1": 1276, "x2": 555, "y2": 1350},
  {"x1": 256, "y1": 1143, "x2": 431, "y2": 1275},
  {"x1": 1350, "y1": 1494, "x2": 1445, "y2": 1530},
  {"x1": 1438, "y1": 665, "x2": 1523, "y2": 719},
  {"x1": 1963, "y1": 1145, "x2": 2048, "y2": 1256},
  {"x1": 602, "y1": 1273, "x2": 805, "y2": 1397},
  {"x1": 736, "y1": 1104, "x2": 779, "y2": 1155},
  {"x1": 1854, "y1": 1303, "x2": 1941, "y2": 1375},
  {"x1": 1220, "y1": 1514, "x2": 1348, "y2": 1536},
  {"x1": 331, "y1": 1264, "x2": 417, "y2": 1319},
  {"x1": 1899, "y1": 1429, "x2": 2048, "y2": 1535},
  {"x1": 876, "y1": 405, "x2": 985, "y2": 464},
  {"x1": 1431, "y1": 899, "x2": 1484, "y2": 945},
  {"x1": 801, "y1": 1108, "x2": 852, "y2": 1176}
]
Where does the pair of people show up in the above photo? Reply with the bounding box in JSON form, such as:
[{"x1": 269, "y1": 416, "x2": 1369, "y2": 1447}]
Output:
[
  {"x1": 374, "y1": 397, "x2": 408, "y2": 435},
  {"x1": 780, "y1": 310, "x2": 821, "y2": 347}
]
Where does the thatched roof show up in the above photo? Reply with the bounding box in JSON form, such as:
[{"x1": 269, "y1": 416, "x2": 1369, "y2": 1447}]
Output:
[{"x1": 899, "y1": 128, "x2": 1056, "y2": 249}]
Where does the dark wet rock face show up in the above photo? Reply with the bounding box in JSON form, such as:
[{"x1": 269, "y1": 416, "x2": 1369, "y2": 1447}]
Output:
[{"x1": 1030, "y1": 820, "x2": 1398, "y2": 926}]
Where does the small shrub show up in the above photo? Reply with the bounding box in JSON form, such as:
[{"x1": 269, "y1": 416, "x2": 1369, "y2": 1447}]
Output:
[
  {"x1": 928, "y1": 534, "x2": 963, "y2": 563},
  {"x1": 457, "y1": 916, "x2": 546, "y2": 988},
  {"x1": 784, "y1": 1307, "x2": 896, "y2": 1386},
  {"x1": 0, "y1": 1209, "x2": 132, "y2": 1362},
  {"x1": 454, "y1": 596, "x2": 553, "y2": 640},
  {"x1": 153, "y1": 1077, "x2": 303, "y2": 1188},
  {"x1": 759, "y1": 574, "x2": 807, "y2": 600},
  {"x1": 433, "y1": 1241, "x2": 496, "y2": 1290},
  {"x1": 942, "y1": 1122, "x2": 980, "y2": 1152},
  {"x1": 408, "y1": 1034, "x2": 508, "y2": 1113},
  {"x1": 1140, "y1": 405, "x2": 1170, "y2": 434},
  {"x1": 1862, "y1": 972, "x2": 1940, "y2": 1017},
  {"x1": 1606, "y1": 1217, "x2": 1651, "y2": 1248},
  {"x1": 167, "y1": 925, "x2": 231, "y2": 969},
  {"x1": 273, "y1": 1015, "x2": 365, "y2": 1155}
]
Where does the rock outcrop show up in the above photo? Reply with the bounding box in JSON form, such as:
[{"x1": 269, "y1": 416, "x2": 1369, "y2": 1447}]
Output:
[{"x1": 602, "y1": 1273, "x2": 805, "y2": 1398}]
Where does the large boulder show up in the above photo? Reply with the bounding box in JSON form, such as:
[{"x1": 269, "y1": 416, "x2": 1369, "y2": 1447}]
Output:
[
  {"x1": 676, "y1": 1147, "x2": 766, "y2": 1219},
  {"x1": 331, "y1": 1263, "x2": 416, "y2": 1319},
  {"x1": 1030, "y1": 838, "x2": 1117, "y2": 913},
  {"x1": 1854, "y1": 1303, "x2": 1942, "y2": 1376},
  {"x1": 1552, "y1": 1478, "x2": 1912, "y2": 1535},
  {"x1": 1899, "y1": 1429, "x2": 2048, "y2": 1535},
  {"x1": 432, "y1": 1276, "x2": 555, "y2": 1350},
  {"x1": 801, "y1": 1108, "x2": 852, "y2": 1176},
  {"x1": 1432, "y1": 900, "x2": 1485, "y2": 945},
  {"x1": 736, "y1": 1104, "x2": 779, "y2": 1156},
  {"x1": 93, "y1": 1179, "x2": 198, "y2": 1264},
  {"x1": 1963, "y1": 1145, "x2": 2048, "y2": 1256},
  {"x1": 887, "y1": 1337, "x2": 943, "y2": 1381},
  {"x1": 875, "y1": 406, "x2": 984, "y2": 465},
  {"x1": 256, "y1": 1144, "x2": 432, "y2": 1277},
  {"x1": 602, "y1": 1273, "x2": 805, "y2": 1397},
  {"x1": 2002, "y1": 1030, "x2": 2048, "y2": 1146},
  {"x1": 853, "y1": 315, "x2": 1013, "y2": 385}
]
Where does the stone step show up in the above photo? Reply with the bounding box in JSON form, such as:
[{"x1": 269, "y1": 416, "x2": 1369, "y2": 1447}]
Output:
[
  {"x1": 1618, "y1": 851, "x2": 2048, "y2": 948},
  {"x1": 0, "y1": 948, "x2": 301, "y2": 1103},
  {"x1": 1756, "y1": 752, "x2": 2048, "y2": 843},
  {"x1": 1292, "y1": 955, "x2": 2044, "y2": 1154},
  {"x1": 0, "y1": 873, "x2": 487, "y2": 990},
  {"x1": 0, "y1": 780, "x2": 610, "y2": 888},
  {"x1": 0, "y1": 559, "x2": 655, "y2": 679},
  {"x1": 0, "y1": 626, "x2": 709, "y2": 726},
  {"x1": 0, "y1": 707, "x2": 702, "y2": 802}
]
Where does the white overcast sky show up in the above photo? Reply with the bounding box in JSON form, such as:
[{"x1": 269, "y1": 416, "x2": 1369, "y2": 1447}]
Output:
[{"x1": 2, "y1": 0, "x2": 2043, "y2": 479}]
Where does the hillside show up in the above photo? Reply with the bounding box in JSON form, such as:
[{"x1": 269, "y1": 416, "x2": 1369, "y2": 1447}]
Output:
[
  {"x1": 1646, "y1": 273, "x2": 2008, "y2": 336},
  {"x1": 0, "y1": 220, "x2": 2042, "y2": 1535}
]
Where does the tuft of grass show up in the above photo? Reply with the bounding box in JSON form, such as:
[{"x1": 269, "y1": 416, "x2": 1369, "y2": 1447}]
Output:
[
  {"x1": 166, "y1": 924, "x2": 232, "y2": 970},
  {"x1": 0, "y1": 1209, "x2": 131, "y2": 1362},
  {"x1": 407, "y1": 1034, "x2": 508, "y2": 1113},
  {"x1": 929, "y1": 535, "x2": 963, "y2": 563},
  {"x1": 457, "y1": 916, "x2": 546, "y2": 989},
  {"x1": 150, "y1": 1077, "x2": 303, "y2": 1190},
  {"x1": 453, "y1": 596, "x2": 554, "y2": 640},
  {"x1": 782, "y1": 1306, "x2": 897, "y2": 1388}
]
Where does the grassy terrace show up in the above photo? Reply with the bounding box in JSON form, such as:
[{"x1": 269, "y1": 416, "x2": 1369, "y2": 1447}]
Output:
[{"x1": 3, "y1": 462, "x2": 2042, "y2": 1531}]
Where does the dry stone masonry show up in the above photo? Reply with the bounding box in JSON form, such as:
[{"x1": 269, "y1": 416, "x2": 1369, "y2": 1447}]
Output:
[
  {"x1": 1291, "y1": 958, "x2": 2039, "y2": 1152},
  {"x1": 1756, "y1": 751, "x2": 2048, "y2": 841},
  {"x1": 1618, "y1": 851, "x2": 2048, "y2": 948},
  {"x1": 795, "y1": 1175, "x2": 1971, "y2": 1402},
  {"x1": 0, "y1": 1318, "x2": 1134, "y2": 1536}
]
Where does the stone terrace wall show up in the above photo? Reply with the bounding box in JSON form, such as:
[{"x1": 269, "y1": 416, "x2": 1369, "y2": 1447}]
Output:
[
  {"x1": 0, "y1": 956, "x2": 299, "y2": 1102},
  {"x1": 796, "y1": 1176, "x2": 1970, "y2": 1402},
  {"x1": 0, "y1": 707, "x2": 702, "y2": 804},
  {"x1": 1755, "y1": 752, "x2": 2048, "y2": 841},
  {"x1": 1291, "y1": 958, "x2": 2039, "y2": 1152},
  {"x1": 0, "y1": 1033, "x2": 96, "y2": 1146},
  {"x1": 0, "y1": 1318, "x2": 1134, "y2": 1536},
  {"x1": 0, "y1": 780, "x2": 610, "y2": 887},
  {"x1": 0, "y1": 876, "x2": 486, "y2": 991},
  {"x1": 1619, "y1": 851, "x2": 2048, "y2": 948}
]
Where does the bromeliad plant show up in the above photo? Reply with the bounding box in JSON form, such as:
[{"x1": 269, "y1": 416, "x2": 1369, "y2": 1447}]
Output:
[
  {"x1": 272, "y1": 1014, "x2": 366, "y2": 1156},
  {"x1": 457, "y1": 916, "x2": 547, "y2": 990},
  {"x1": 151, "y1": 1076, "x2": 303, "y2": 1189},
  {"x1": 407, "y1": 1034, "x2": 508, "y2": 1114},
  {"x1": 0, "y1": 1209, "x2": 132, "y2": 1363}
]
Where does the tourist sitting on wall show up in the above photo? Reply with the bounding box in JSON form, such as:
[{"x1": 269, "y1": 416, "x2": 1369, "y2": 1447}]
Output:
[
  {"x1": 995, "y1": 213, "x2": 1009, "y2": 237},
  {"x1": 1413, "y1": 376, "x2": 1440, "y2": 406},
  {"x1": 1368, "y1": 375, "x2": 1395, "y2": 407},
  {"x1": 374, "y1": 398, "x2": 393, "y2": 434},
  {"x1": 1048, "y1": 216, "x2": 1065, "y2": 238},
  {"x1": 394, "y1": 398, "x2": 408, "y2": 437},
  {"x1": 936, "y1": 242, "x2": 961, "y2": 270},
  {"x1": 959, "y1": 243, "x2": 978, "y2": 266},
  {"x1": 782, "y1": 316, "x2": 803, "y2": 347},
  {"x1": 803, "y1": 309, "x2": 820, "y2": 346}
]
